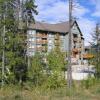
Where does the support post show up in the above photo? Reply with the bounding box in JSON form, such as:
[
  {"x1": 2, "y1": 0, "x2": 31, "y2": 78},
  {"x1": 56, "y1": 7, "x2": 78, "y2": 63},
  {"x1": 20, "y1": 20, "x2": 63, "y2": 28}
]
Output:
[
  {"x1": 96, "y1": 24, "x2": 99, "y2": 76},
  {"x1": 67, "y1": 0, "x2": 73, "y2": 88}
]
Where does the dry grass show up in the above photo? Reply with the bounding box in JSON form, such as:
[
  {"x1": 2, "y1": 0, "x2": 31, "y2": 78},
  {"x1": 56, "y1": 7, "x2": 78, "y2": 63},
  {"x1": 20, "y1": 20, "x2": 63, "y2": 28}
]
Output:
[{"x1": 0, "y1": 80, "x2": 100, "y2": 100}]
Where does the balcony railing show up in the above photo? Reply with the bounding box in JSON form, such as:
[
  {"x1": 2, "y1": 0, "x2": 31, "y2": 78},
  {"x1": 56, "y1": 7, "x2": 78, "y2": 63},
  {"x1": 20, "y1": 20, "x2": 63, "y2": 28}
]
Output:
[
  {"x1": 83, "y1": 54, "x2": 94, "y2": 59},
  {"x1": 42, "y1": 40, "x2": 48, "y2": 44},
  {"x1": 72, "y1": 48, "x2": 82, "y2": 52},
  {"x1": 73, "y1": 38, "x2": 77, "y2": 42},
  {"x1": 36, "y1": 34, "x2": 43, "y2": 38},
  {"x1": 72, "y1": 48, "x2": 78, "y2": 53},
  {"x1": 36, "y1": 40, "x2": 43, "y2": 44},
  {"x1": 36, "y1": 40, "x2": 47, "y2": 44},
  {"x1": 36, "y1": 33, "x2": 47, "y2": 38},
  {"x1": 73, "y1": 37, "x2": 82, "y2": 42},
  {"x1": 42, "y1": 34, "x2": 47, "y2": 38}
]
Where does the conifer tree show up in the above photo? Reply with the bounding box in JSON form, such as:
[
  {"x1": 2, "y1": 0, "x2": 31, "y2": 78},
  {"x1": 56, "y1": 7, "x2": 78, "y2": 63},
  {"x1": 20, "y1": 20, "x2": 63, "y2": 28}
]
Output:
[
  {"x1": 0, "y1": 0, "x2": 37, "y2": 84},
  {"x1": 91, "y1": 24, "x2": 100, "y2": 78}
]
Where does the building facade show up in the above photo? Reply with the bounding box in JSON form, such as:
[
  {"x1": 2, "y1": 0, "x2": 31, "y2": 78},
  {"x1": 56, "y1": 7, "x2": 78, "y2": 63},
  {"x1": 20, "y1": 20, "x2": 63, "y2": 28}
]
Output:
[{"x1": 27, "y1": 20, "x2": 84, "y2": 64}]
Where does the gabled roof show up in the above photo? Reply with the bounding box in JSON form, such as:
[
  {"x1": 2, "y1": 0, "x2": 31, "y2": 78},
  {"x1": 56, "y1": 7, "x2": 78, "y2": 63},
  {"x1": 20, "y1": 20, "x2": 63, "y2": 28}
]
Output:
[
  {"x1": 28, "y1": 20, "x2": 83, "y2": 36},
  {"x1": 28, "y1": 21, "x2": 70, "y2": 33},
  {"x1": 19, "y1": 20, "x2": 82, "y2": 36}
]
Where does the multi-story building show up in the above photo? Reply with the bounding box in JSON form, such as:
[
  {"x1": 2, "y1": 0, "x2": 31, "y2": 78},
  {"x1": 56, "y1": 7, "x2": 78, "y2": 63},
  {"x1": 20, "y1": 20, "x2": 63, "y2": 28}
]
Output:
[{"x1": 27, "y1": 20, "x2": 84, "y2": 64}]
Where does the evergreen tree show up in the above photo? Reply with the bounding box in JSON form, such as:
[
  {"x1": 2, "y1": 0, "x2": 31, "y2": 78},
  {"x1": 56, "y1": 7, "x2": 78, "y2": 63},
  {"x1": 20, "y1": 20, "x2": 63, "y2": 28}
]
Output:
[
  {"x1": 23, "y1": 0, "x2": 38, "y2": 23},
  {"x1": 28, "y1": 53, "x2": 46, "y2": 86},
  {"x1": 0, "y1": 0, "x2": 37, "y2": 84},
  {"x1": 91, "y1": 24, "x2": 100, "y2": 78},
  {"x1": 46, "y1": 48, "x2": 66, "y2": 89}
]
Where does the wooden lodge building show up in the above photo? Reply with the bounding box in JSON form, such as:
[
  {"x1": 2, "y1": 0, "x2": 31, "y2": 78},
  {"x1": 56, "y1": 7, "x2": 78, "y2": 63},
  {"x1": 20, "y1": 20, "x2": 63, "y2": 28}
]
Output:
[{"x1": 26, "y1": 20, "x2": 86, "y2": 64}]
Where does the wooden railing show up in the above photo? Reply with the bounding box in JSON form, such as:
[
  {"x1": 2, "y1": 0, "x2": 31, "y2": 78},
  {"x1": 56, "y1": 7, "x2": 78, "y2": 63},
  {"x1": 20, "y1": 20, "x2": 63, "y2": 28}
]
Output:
[
  {"x1": 36, "y1": 33, "x2": 47, "y2": 38},
  {"x1": 72, "y1": 48, "x2": 78, "y2": 52},
  {"x1": 36, "y1": 40, "x2": 47, "y2": 44},
  {"x1": 83, "y1": 54, "x2": 94, "y2": 59}
]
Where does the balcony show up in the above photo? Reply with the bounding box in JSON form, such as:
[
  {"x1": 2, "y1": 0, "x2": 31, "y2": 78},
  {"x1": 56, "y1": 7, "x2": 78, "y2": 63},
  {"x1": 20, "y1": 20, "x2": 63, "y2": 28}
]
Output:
[
  {"x1": 36, "y1": 33, "x2": 43, "y2": 38},
  {"x1": 42, "y1": 34, "x2": 47, "y2": 38},
  {"x1": 78, "y1": 48, "x2": 82, "y2": 51},
  {"x1": 72, "y1": 48, "x2": 78, "y2": 53},
  {"x1": 36, "y1": 40, "x2": 48, "y2": 44},
  {"x1": 73, "y1": 38, "x2": 77, "y2": 42},
  {"x1": 78, "y1": 38, "x2": 82, "y2": 42},
  {"x1": 36, "y1": 33, "x2": 47, "y2": 38},
  {"x1": 72, "y1": 48, "x2": 82, "y2": 53},
  {"x1": 83, "y1": 54, "x2": 94, "y2": 59},
  {"x1": 36, "y1": 40, "x2": 43, "y2": 44},
  {"x1": 54, "y1": 41, "x2": 60, "y2": 46},
  {"x1": 42, "y1": 40, "x2": 48, "y2": 44},
  {"x1": 55, "y1": 34, "x2": 59, "y2": 40}
]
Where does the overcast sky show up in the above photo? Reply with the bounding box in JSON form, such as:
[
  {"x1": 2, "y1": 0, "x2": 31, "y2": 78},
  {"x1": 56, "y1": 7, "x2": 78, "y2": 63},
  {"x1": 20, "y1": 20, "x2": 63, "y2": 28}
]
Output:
[{"x1": 34, "y1": 0, "x2": 100, "y2": 46}]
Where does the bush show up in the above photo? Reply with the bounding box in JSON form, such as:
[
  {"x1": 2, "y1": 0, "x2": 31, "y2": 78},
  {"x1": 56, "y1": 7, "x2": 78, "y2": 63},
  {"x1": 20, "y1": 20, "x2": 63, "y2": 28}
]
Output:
[
  {"x1": 81, "y1": 77, "x2": 96, "y2": 89},
  {"x1": 44, "y1": 71, "x2": 65, "y2": 89}
]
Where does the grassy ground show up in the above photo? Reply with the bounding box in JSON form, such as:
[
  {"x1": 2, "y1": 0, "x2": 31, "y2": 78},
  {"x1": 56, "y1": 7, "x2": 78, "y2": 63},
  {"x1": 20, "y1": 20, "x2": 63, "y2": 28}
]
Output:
[{"x1": 0, "y1": 80, "x2": 100, "y2": 100}]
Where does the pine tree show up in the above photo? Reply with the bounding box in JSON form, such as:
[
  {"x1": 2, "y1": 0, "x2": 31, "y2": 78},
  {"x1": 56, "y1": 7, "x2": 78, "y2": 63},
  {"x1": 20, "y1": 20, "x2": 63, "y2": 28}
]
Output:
[
  {"x1": 0, "y1": 0, "x2": 38, "y2": 84},
  {"x1": 91, "y1": 24, "x2": 100, "y2": 78},
  {"x1": 46, "y1": 48, "x2": 66, "y2": 89},
  {"x1": 23, "y1": 0, "x2": 38, "y2": 23},
  {"x1": 29, "y1": 53, "x2": 45, "y2": 86}
]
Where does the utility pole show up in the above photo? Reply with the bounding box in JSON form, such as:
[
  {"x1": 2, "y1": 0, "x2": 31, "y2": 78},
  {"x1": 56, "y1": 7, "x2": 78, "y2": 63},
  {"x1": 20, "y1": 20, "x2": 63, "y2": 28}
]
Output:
[
  {"x1": 25, "y1": 0, "x2": 30, "y2": 69},
  {"x1": 67, "y1": 0, "x2": 73, "y2": 88}
]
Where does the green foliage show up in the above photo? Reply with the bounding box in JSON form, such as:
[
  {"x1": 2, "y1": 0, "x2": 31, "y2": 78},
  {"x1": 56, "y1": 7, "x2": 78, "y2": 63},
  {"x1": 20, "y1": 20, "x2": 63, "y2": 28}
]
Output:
[
  {"x1": 81, "y1": 77, "x2": 96, "y2": 89},
  {"x1": 0, "y1": 80, "x2": 100, "y2": 100},
  {"x1": 44, "y1": 72, "x2": 66, "y2": 89},
  {"x1": 23, "y1": 0, "x2": 38, "y2": 23},
  {"x1": 0, "y1": 0, "x2": 37, "y2": 85},
  {"x1": 45, "y1": 49, "x2": 66, "y2": 89},
  {"x1": 28, "y1": 49, "x2": 67, "y2": 89},
  {"x1": 47, "y1": 49, "x2": 66, "y2": 71},
  {"x1": 90, "y1": 24, "x2": 100, "y2": 78},
  {"x1": 28, "y1": 53, "x2": 46, "y2": 86}
]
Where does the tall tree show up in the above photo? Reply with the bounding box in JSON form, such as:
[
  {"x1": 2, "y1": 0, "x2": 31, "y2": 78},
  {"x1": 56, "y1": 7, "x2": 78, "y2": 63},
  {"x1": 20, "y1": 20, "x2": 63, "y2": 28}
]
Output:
[
  {"x1": 22, "y1": 0, "x2": 38, "y2": 70},
  {"x1": 28, "y1": 53, "x2": 45, "y2": 86},
  {"x1": 91, "y1": 24, "x2": 100, "y2": 77},
  {"x1": 0, "y1": 0, "x2": 38, "y2": 85},
  {"x1": 23, "y1": 0, "x2": 37, "y2": 21},
  {"x1": 46, "y1": 49, "x2": 66, "y2": 89}
]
